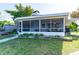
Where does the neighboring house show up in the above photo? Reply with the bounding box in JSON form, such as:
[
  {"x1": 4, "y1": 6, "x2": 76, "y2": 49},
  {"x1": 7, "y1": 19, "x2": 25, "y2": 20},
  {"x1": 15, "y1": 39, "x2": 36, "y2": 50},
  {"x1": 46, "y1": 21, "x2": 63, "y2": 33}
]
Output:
[
  {"x1": 15, "y1": 12, "x2": 70, "y2": 36},
  {"x1": 0, "y1": 11, "x2": 15, "y2": 34},
  {"x1": 0, "y1": 25, "x2": 15, "y2": 34},
  {"x1": 3, "y1": 24, "x2": 16, "y2": 32}
]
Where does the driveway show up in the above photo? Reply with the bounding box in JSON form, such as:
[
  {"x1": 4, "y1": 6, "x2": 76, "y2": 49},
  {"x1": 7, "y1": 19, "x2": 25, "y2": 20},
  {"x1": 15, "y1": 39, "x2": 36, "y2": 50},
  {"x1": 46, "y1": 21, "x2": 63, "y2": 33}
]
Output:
[{"x1": 70, "y1": 51, "x2": 79, "y2": 55}]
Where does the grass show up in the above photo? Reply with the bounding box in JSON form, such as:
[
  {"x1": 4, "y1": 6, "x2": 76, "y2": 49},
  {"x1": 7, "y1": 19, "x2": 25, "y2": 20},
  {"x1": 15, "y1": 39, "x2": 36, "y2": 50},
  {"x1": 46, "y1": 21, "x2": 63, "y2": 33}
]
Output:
[
  {"x1": 0, "y1": 37, "x2": 79, "y2": 55},
  {"x1": 71, "y1": 31, "x2": 79, "y2": 35},
  {"x1": 0, "y1": 35, "x2": 11, "y2": 40},
  {"x1": 62, "y1": 39, "x2": 79, "y2": 54},
  {"x1": 0, "y1": 34, "x2": 16, "y2": 40},
  {"x1": 0, "y1": 38, "x2": 63, "y2": 55}
]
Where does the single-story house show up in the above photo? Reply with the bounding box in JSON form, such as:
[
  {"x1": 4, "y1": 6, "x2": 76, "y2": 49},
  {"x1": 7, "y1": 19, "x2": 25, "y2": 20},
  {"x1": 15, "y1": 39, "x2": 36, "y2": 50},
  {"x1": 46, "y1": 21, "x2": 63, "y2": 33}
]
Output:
[
  {"x1": 15, "y1": 12, "x2": 70, "y2": 36},
  {"x1": 3, "y1": 24, "x2": 16, "y2": 32}
]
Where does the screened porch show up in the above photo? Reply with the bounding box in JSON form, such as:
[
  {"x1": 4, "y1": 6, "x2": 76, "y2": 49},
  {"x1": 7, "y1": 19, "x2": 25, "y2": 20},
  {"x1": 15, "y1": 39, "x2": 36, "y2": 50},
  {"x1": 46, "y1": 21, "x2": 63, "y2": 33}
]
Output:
[{"x1": 18, "y1": 18, "x2": 64, "y2": 32}]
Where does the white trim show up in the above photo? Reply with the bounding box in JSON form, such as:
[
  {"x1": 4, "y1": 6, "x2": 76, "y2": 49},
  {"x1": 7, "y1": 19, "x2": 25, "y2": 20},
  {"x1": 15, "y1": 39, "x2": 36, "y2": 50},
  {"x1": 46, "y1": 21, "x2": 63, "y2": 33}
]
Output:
[
  {"x1": 39, "y1": 19, "x2": 41, "y2": 32},
  {"x1": 15, "y1": 12, "x2": 69, "y2": 21},
  {"x1": 18, "y1": 32, "x2": 65, "y2": 36},
  {"x1": 17, "y1": 16, "x2": 66, "y2": 36},
  {"x1": 15, "y1": 16, "x2": 67, "y2": 21},
  {"x1": 50, "y1": 19, "x2": 52, "y2": 31},
  {"x1": 63, "y1": 18, "x2": 65, "y2": 33}
]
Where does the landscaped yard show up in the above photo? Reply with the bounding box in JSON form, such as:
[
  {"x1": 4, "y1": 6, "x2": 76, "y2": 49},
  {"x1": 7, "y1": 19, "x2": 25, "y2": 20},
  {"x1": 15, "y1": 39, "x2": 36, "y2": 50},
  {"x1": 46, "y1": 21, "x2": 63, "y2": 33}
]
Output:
[
  {"x1": 0, "y1": 37, "x2": 79, "y2": 55},
  {"x1": 0, "y1": 34, "x2": 16, "y2": 40}
]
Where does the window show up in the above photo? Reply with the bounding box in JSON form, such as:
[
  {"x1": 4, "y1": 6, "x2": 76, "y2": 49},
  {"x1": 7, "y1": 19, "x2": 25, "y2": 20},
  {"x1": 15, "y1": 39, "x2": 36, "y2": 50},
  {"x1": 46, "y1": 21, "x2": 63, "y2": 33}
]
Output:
[
  {"x1": 22, "y1": 18, "x2": 64, "y2": 32},
  {"x1": 50, "y1": 18, "x2": 63, "y2": 32},
  {"x1": 23, "y1": 21, "x2": 30, "y2": 31},
  {"x1": 41, "y1": 18, "x2": 64, "y2": 32},
  {"x1": 41, "y1": 19, "x2": 51, "y2": 32},
  {"x1": 23, "y1": 20, "x2": 39, "y2": 32},
  {"x1": 30, "y1": 20, "x2": 39, "y2": 31}
]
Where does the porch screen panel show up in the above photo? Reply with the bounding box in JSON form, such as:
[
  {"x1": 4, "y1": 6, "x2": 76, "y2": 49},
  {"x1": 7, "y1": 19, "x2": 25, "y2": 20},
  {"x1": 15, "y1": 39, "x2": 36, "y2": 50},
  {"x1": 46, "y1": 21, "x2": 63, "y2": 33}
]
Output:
[
  {"x1": 23, "y1": 21, "x2": 30, "y2": 31},
  {"x1": 22, "y1": 18, "x2": 64, "y2": 32},
  {"x1": 41, "y1": 19, "x2": 50, "y2": 32},
  {"x1": 51, "y1": 18, "x2": 63, "y2": 32},
  {"x1": 30, "y1": 20, "x2": 39, "y2": 32},
  {"x1": 40, "y1": 18, "x2": 64, "y2": 32}
]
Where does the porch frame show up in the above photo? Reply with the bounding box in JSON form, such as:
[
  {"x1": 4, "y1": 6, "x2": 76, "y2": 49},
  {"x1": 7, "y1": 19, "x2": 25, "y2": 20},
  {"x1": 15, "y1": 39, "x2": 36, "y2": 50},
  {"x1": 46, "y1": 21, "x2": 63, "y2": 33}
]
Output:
[{"x1": 18, "y1": 17, "x2": 65, "y2": 36}]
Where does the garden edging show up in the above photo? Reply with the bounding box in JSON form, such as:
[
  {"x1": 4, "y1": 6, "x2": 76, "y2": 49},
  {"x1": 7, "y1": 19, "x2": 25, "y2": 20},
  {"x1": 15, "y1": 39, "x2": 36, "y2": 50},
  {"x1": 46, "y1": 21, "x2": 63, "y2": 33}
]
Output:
[{"x1": 0, "y1": 35, "x2": 18, "y2": 43}]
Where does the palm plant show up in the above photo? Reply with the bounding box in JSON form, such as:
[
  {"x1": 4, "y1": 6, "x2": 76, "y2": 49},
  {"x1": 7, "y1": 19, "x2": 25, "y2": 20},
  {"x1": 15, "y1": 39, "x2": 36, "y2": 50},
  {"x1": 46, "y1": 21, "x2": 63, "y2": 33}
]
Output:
[{"x1": 6, "y1": 3, "x2": 39, "y2": 18}]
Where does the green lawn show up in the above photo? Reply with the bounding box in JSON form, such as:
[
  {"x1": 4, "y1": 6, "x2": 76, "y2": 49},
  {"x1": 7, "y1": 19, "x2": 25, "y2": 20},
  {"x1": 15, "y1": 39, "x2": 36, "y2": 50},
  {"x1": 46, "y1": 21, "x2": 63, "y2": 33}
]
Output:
[
  {"x1": 0, "y1": 37, "x2": 79, "y2": 55},
  {"x1": 0, "y1": 34, "x2": 15, "y2": 40}
]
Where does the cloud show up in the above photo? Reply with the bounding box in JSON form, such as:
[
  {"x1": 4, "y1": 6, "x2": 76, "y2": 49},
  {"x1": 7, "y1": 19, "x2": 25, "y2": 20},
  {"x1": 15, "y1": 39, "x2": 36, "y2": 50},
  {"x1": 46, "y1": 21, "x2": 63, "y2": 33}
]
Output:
[{"x1": 0, "y1": 10, "x2": 14, "y2": 22}]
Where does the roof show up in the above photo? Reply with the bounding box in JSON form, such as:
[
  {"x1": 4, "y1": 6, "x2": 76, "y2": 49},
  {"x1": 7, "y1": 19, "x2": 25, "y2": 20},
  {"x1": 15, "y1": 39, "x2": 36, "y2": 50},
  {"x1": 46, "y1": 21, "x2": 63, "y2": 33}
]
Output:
[{"x1": 15, "y1": 12, "x2": 69, "y2": 21}]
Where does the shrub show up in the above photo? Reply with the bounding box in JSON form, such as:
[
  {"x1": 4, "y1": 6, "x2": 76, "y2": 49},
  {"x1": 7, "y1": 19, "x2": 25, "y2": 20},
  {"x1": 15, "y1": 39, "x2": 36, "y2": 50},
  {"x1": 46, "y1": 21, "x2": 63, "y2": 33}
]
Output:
[
  {"x1": 39, "y1": 33, "x2": 44, "y2": 36},
  {"x1": 8, "y1": 29, "x2": 17, "y2": 34},
  {"x1": 34, "y1": 34, "x2": 40, "y2": 38},
  {"x1": 23, "y1": 33, "x2": 29, "y2": 37},
  {"x1": 68, "y1": 22, "x2": 78, "y2": 31},
  {"x1": 19, "y1": 33, "x2": 44, "y2": 38},
  {"x1": 29, "y1": 33, "x2": 34, "y2": 36}
]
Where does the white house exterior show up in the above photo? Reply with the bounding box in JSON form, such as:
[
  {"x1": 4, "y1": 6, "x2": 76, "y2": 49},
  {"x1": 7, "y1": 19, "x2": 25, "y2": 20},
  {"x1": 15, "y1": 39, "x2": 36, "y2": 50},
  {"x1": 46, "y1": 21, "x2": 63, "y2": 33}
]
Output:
[{"x1": 15, "y1": 12, "x2": 69, "y2": 36}]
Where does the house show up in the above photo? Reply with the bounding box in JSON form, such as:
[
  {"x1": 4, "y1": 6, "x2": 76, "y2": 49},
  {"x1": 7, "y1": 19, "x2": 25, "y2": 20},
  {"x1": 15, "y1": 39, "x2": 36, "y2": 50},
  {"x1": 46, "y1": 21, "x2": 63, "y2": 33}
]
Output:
[
  {"x1": 0, "y1": 11, "x2": 15, "y2": 34},
  {"x1": 15, "y1": 12, "x2": 69, "y2": 36},
  {"x1": 3, "y1": 24, "x2": 16, "y2": 32}
]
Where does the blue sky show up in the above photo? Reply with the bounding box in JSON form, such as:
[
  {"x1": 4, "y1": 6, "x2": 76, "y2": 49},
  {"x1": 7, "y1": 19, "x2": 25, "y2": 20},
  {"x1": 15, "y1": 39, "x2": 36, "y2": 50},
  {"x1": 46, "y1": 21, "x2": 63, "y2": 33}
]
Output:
[{"x1": 0, "y1": 3, "x2": 79, "y2": 14}]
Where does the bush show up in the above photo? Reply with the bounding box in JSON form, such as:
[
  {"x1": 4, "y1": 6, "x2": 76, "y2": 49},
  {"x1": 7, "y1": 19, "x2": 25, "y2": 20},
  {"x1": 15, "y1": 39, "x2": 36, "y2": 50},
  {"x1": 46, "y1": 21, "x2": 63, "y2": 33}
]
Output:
[
  {"x1": 23, "y1": 33, "x2": 29, "y2": 37},
  {"x1": 68, "y1": 22, "x2": 78, "y2": 31},
  {"x1": 34, "y1": 33, "x2": 44, "y2": 38},
  {"x1": 39, "y1": 33, "x2": 44, "y2": 36},
  {"x1": 34, "y1": 34, "x2": 39, "y2": 38},
  {"x1": 29, "y1": 33, "x2": 34, "y2": 36},
  {"x1": 19, "y1": 33, "x2": 44, "y2": 39},
  {"x1": 54, "y1": 35, "x2": 61, "y2": 38}
]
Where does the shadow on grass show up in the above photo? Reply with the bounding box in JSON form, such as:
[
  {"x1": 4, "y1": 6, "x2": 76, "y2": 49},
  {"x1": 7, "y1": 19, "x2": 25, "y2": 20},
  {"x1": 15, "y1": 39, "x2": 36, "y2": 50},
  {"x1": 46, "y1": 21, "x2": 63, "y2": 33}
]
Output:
[{"x1": 0, "y1": 38, "x2": 64, "y2": 55}]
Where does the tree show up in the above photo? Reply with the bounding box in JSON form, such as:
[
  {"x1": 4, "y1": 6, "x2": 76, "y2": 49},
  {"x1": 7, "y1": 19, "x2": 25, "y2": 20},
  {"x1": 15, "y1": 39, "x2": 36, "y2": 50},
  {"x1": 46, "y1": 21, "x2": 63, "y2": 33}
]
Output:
[
  {"x1": 33, "y1": 10, "x2": 40, "y2": 13},
  {"x1": 0, "y1": 20, "x2": 14, "y2": 30},
  {"x1": 71, "y1": 8, "x2": 79, "y2": 18},
  {"x1": 6, "y1": 4, "x2": 36, "y2": 18},
  {"x1": 68, "y1": 22, "x2": 78, "y2": 31},
  {"x1": 0, "y1": 20, "x2": 14, "y2": 27}
]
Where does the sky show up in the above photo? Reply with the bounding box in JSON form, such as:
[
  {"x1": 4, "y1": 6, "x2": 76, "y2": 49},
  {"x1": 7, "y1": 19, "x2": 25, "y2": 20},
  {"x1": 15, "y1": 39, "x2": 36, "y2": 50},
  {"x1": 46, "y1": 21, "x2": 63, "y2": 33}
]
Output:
[
  {"x1": 0, "y1": 2, "x2": 79, "y2": 21},
  {"x1": 0, "y1": 3, "x2": 79, "y2": 14}
]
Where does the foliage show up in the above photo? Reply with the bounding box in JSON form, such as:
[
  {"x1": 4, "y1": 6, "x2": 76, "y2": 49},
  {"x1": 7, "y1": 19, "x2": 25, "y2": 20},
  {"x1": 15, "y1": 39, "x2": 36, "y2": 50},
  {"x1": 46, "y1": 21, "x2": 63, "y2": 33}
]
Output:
[
  {"x1": 39, "y1": 33, "x2": 44, "y2": 36},
  {"x1": 34, "y1": 34, "x2": 40, "y2": 38},
  {"x1": 6, "y1": 4, "x2": 39, "y2": 18},
  {"x1": 29, "y1": 33, "x2": 34, "y2": 36},
  {"x1": 68, "y1": 22, "x2": 78, "y2": 31},
  {"x1": 1, "y1": 36, "x2": 79, "y2": 54},
  {"x1": 19, "y1": 33, "x2": 44, "y2": 38},
  {"x1": 7, "y1": 29, "x2": 17, "y2": 34},
  {"x1": 71, "y1": 8, "x2": 79, "y2": 18},
  {"x1": 0, "y1": 21, "x2": 4, "y2": 28},
  {"x1": 0, "y1": 20, "x2": 15, "y2": 29}
]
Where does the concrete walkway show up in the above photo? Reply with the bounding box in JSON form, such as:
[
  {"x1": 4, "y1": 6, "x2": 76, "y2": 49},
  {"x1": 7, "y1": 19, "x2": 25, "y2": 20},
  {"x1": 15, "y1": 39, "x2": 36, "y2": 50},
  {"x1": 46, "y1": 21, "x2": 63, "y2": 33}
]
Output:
[
  {"x1": 69, "y1": 51, "x2": 79, "y2": 55},
  {"x1": 0, "y1": 35, "x2": 18, "y2": 43}
]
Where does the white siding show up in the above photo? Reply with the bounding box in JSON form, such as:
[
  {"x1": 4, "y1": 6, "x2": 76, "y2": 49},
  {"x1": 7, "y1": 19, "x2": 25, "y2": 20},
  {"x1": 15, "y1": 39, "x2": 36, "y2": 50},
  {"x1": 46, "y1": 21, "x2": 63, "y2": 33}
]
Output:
[{"x1": 18, "y1": 32, "x2": 65, "y2": 36}]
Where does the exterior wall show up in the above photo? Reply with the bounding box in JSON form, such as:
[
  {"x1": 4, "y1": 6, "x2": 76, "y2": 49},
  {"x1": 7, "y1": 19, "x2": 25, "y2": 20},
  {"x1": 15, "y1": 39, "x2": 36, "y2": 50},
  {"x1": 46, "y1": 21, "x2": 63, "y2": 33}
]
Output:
[
  {"x1": 16, "y1": 16, "x2": 66, "y2": 36},
  {"x1": 3, "y1": 25, "x2": 15, "y2": 32},
  {"x1": 18, "y1": 32, "x2": 65, "y2": 36}
]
